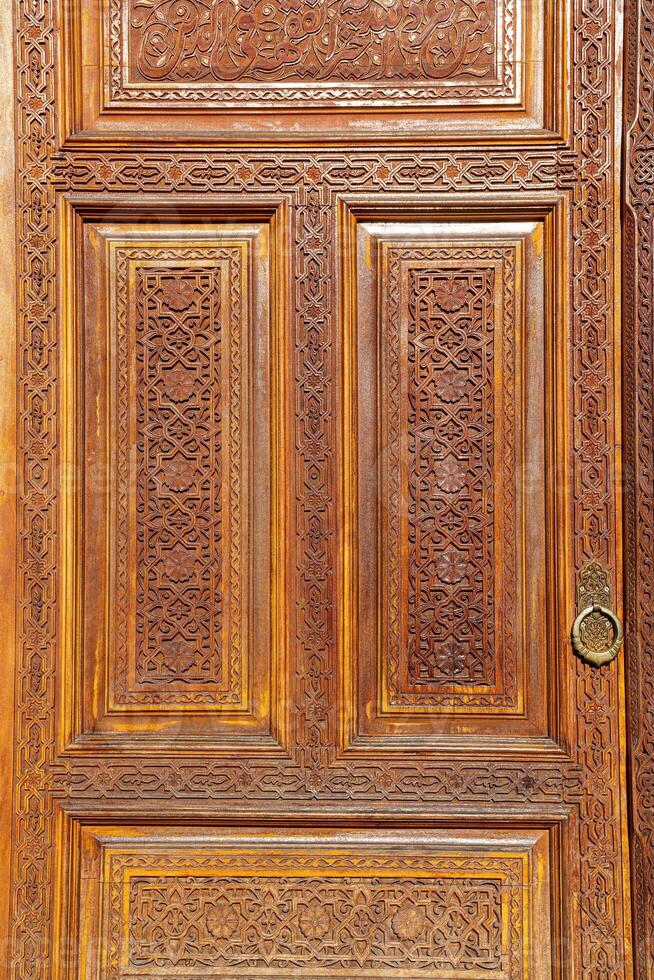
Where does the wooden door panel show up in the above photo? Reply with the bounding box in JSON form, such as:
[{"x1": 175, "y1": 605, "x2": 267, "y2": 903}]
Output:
[
  {"x1": 62, "y1": 0, "x2": 565, "y2": 141},
  {"x1": 74, "y1": 826, "x2": 553, "y2": 979},
  {"x1": 58, "y1": 201, "x2": 286, "y2": 747},
  {"x1": 343, "y1": 202, "x2": 566, "y2": 748},
  {"x1": 4, "y1": 0, "x2": 634, "y2": 975}
]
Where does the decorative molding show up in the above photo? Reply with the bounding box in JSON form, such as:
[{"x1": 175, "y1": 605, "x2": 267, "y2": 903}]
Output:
[
  {"x1": 383, "y1": 245, "x2": 517, "y2": 707},
  {"x1": 113, "y1": 858, "x2": 515, "y2": 976},
  {"x1": 624, "y1": 0, "x2": 654, "y2": 971}
]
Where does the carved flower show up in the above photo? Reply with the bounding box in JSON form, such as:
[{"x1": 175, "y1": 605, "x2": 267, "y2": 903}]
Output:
[
  {"x1": 435, "y1": 637, "x2": 468, "y2": 675},
  {"x1": 160, "y1": 278, "x2": 195, "y2": 312},
  {"x1": 163, "y1": 365, "x2": 196, "y2": 402},
  {"x1": 438, "y1": 365, "x2": 467, "y2": 402},
  {"x1": 162, "y1": 546, "x2": 197, "y2": 583},
  {"x1": 161, "y1": 639, "x2": 197, "y2": 675},
  {"x1": 205, "y1": 901, "x2": 240, "y2": 939},
  {"x1": 391, "y1": 903, "x2": 427, "y2": 940},
  {"x1": 434, "y1": 455, "x2": 467, "y2": 493},
  {"x1": 433, "y1": 277, "x2": 468, "y2": 312},
  {"x1": 435, "y1": 547, "x2": 468, "y2": 584},
  {"x1": 299, "y1": 902, "x2": 331, "y2": 939},
  {"x1": 161, "y1": 457, "x2": 194, "y2": 492}
]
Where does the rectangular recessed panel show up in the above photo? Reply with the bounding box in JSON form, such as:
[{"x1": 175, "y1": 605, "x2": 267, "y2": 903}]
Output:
[
  {"x1": 120, "y1": 0, "x2": 511, "y2": 105},
  {"x1": 76, "y1": 827, "x2": 553, "y2": 978},
  {"x1": 63, "y1": 218, "x2": 278, "y2": 743},
  {"x1": 386, "y1": 251, "x2": 514, "y2": 700},
  {"x1": 116, "y1": 250, "x2": 242, "y2": 703},
  {"x1": 347, "y1": 211, "x2": 560, "y2": 746},
  {"x1": 68, "y1": 0, "x2": 564, "y2": 138}
]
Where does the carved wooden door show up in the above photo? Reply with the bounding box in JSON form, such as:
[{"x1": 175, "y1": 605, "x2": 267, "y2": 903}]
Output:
[{"x1": 0, "y1": 0, "x2": 634, "y2": 976}]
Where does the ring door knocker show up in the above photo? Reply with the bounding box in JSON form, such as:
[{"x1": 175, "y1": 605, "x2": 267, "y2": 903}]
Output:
[{"x1": 571, "y1": 561, "x2": 623, "y2": 668}]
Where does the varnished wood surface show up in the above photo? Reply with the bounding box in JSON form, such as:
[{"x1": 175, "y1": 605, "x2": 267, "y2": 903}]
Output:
[{"x1": 0, "y1": 0, "x2": 639, "y2": 976}]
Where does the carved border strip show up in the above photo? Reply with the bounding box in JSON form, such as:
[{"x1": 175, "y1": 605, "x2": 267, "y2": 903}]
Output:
[
  {"x1": 11, "y1": 0, "x2": 57, "y2": 975},
  {"x1": 105, "y1": 851, "x2": 522, "y2": 977},
  {"x1": 624, "y1": 0, "x2": 654, "y2": 973}
]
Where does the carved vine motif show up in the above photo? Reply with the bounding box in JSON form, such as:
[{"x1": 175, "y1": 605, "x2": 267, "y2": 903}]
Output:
[{"x1": 111, "y1": 0, "x2": 516, "y2": 104}]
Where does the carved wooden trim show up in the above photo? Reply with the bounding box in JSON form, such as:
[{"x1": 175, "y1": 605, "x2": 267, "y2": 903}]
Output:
[
  {"x1": 382, "y1": 245, "x2": 518, "y2": 708},
  {"x1": 0, "y1": 0, "x2": 17, "y2": 968},
  {"x1": 113, "y1": 245, "x2": 246, "y2": 706},
  {"x1": 624, "y1": 0, "x2": 654, "y2": 973}
]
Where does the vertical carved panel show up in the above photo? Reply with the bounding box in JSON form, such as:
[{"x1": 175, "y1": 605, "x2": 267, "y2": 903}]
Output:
[
  {"x1": 349, "y1": 218, "x2": 555, "y2": 745},
  {"x1": 135, "y1": 268, "x2": 226, "y2": 689},
  {"x1": 111, "y1": 249, "x2": 247, "y2": 706},
  {"x1": 63, "y1": 226, "x2": 277, "y2": 741},
  {"x1": 405, "y1": 267, "x2": 498, "y2": 687},
  {"x1": 371, "y1": 241, "x2": 525, "y2": 715}
]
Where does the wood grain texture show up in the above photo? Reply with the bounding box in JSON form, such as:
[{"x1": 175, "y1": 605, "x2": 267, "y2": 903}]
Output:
[
  {"x1": 2, "y1": 0, "x2": 634, "y2": 976},
  {"x1": 624, "y1": 0, "x2": 654, "y2": 972},
  {"x1": 76, "y1": 827, "x2": 552, "y2": 979},
  {"x1": 64, "y1": 0, "x2": 559, "y2": 139},
  {"x1": 0, "y1": 0, "x2": 17, "y2": 973}
]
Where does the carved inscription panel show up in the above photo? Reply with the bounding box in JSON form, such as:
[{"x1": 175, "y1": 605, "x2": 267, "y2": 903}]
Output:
[
  {"x1": 347, "y1": 208, "x2": 564, "y2": 744},
  {"x1": 62, "y1": 215, "x2": 279, "y2": 742},
  {"x1": 122, "y1": 0, "x2": 507, "y2": 99},
  {"x1": 67, "y1": 0, "x2": 561, "y2": 137},
  {"x1": 77, "y1": 827, "x2": 552, "y2": 978}
]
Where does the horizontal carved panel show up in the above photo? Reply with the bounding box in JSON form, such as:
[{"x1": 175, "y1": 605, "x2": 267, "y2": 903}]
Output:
[
  {"x1": 121, "y1": 0, "x2": 510, "y2": 104},
  {"x1": 76, "y1": 826, "x2": 553, "y2": 978},
  {"x1": 60, "y1": 203, "x2": 282, "y2": 744},
  {"x1": 342, "y1": 201, "x2": 567, "y2": 748},
  {"x1": 64, "y1": 0, "x2": 564, "y2": 139}
]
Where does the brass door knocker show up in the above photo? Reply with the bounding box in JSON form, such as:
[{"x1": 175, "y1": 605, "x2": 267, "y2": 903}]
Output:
[{"x1": 571, "y1": 562, "x2": 623, "y2": 667}]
